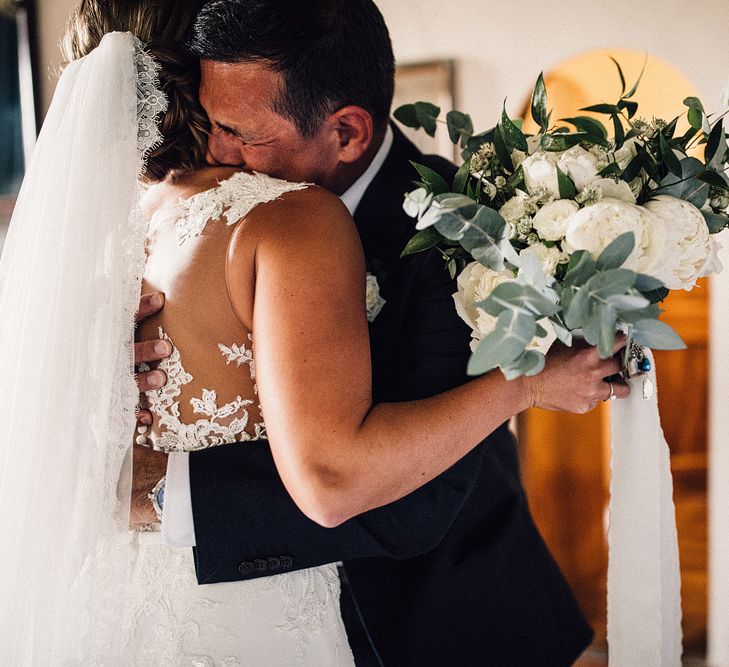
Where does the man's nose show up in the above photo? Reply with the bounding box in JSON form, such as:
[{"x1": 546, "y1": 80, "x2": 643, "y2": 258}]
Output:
[{"x1": 207, "y1": 130, "x2": 246, "y2": 167}]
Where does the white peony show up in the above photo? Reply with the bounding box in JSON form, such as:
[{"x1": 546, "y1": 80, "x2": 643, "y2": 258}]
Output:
[
  {"x1": 589, "y1": 178, "x2": 637, "y2": 204},
  {"x1": 521, "y1": 242, "x2": 567, "y2": 277},
  {"x1": 453, "y1": 262, "x2": 556, "y2": 356},
  {"x1": 499, "y1": 190, "x2": 532, "y2": 224},
  {"x1": 643, "y1": 195, "x2": 720, "y2": 290},
  {"x1": 564, "y1": 198, "x2": 666, "y2": 274},
  {"x1": 556, "y1": 145, "x2": 600, "y2": 192},
  {"x1": 532, "y1": 200, "x2": 579, "y2": 241},
  {"x1": 521, "y1": 152, "x2": 560, "y2": 200},
  {"x1": 403, "y1": 187, "x2": 433, "y2": 219}
]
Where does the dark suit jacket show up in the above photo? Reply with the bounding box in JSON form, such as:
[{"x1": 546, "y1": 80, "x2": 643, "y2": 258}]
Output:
[{"x1": 189, "y1": 125, "x2": 593, "y2": 665}]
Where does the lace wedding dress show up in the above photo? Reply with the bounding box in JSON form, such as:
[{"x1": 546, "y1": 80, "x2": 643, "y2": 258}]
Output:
[{"x1": 127, "y1": 172, "x2": 355, "y2": 666}]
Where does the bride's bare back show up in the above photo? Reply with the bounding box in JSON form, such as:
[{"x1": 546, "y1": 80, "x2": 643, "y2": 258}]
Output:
[{"x1": 138, "y1": 166, "x2": 311, "y2": 450}]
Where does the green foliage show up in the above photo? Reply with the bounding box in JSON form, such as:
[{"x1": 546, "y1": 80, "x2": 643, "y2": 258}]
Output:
[
  {"x1": 401, "y1": 227, "x2": 442, "y2": 257},
  {"x1": 446, "y1": 110, "x2": 474, "y2": 147},
  {"x1": 411, "y1": 162, "x2": 449, "y2": 195},
  {"x1": 467, "y1": 309, "x2": 537, "y2": 376},
  {"x1": 531, "y1": 73, "x2": 549, "y2": 132},
  {"x1": 500, "y1": 102, "x2": 528, "y2": 152}
]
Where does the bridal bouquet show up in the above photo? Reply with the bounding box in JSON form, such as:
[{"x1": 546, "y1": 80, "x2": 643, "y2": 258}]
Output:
[{"x1": 397, "y1": 61, "x2": 726, "y2": 379}]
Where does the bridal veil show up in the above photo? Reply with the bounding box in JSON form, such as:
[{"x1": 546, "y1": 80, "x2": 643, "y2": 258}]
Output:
[{"x1": 0, "y1": 32, "x2": 164, "y2": 662}]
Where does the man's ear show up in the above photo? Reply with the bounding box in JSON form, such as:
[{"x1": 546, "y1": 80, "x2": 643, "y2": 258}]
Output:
[{"x1": 328, "y1": 106, "x2": 375, "y2": 164}]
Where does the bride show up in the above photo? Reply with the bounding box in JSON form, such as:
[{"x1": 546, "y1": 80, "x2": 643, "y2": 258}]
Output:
[{"x1": 0, "y1": 0, "x2": 627, "y2": 663}]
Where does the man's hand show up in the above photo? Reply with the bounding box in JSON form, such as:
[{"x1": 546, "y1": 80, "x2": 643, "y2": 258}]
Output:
[
  {"x1": 524, "y1": 336, "x2": 631, "y2": 414},
  {"x1": 130, "y1": 443, "x2": 168, "y2": 530},
  {"x1": 135, "y1": 292, "x2": 171, "y2": 425}
]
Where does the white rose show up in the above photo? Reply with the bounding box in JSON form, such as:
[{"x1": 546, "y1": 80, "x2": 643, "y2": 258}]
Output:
[
  {"x1": 403, "y1": 187, "x2": 433, "y2": 219},
  {"x1": 453, "y1": 262, "x2": 514, "y2": 351},
  {"x1": 365, "y1": 273, "x2": 386, "y2": 322},
  {"x1": 643, "y1": 195, "x2": 720, "y2": 290},
  {"x1": 521, "y1": 152, "x2": 560, "y2": 200},
  {"x1": 556, "y1": 145, "x2": 600, "y2": 192},
  {"x1": 532, "y1": 200, "x2": 580, "y2": 241},
  {"x1": 589, "y1": 178, "x2": 636, "y2": 204},
  {"x1": 614, "y1": 138, "x2": 640, "y2": 170},
  {"x1": 564, "y1": 198, "x2": 666, "y2": 274},
  {"x1": 521, "y1": 242, "x2": 567, "y2": 277},
  {"x1": 499, "y1": 190, "x2": 531, "y2": 224},
  {"x1": 453, "y1": 262, "x2": 556, "y2": 355}
]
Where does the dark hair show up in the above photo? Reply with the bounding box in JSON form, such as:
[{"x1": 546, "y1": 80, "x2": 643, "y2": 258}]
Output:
[
  {"x1": 63, "y1": 0, "x2": 211, "y2": 181},
  {"x1": 188, "y1": 0, "x2": 395, "y2": 138}
]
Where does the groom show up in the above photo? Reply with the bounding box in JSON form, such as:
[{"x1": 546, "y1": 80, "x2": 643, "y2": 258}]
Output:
[{"x1": 133, "y1": 0, "x2": 617, "y2": 663}]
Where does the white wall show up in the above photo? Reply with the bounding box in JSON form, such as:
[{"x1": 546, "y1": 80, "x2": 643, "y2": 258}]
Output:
[{"x1": 376, "y1": 0, "x2": 728, "y2": 123}]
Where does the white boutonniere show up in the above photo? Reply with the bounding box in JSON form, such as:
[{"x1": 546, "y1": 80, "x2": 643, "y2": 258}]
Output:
[{"x1": 365, "y1": 273, "x2": 386, "y2": 322}]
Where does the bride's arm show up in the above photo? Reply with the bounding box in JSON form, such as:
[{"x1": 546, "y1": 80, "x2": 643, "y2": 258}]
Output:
[{"x1": 232, "y1": 187, "x2": 626, "y2": 528}]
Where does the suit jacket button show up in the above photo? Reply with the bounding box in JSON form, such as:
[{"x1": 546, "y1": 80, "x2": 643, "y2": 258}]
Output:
[
  {"x1": 254, "y1": 558, "x2": 268, "y2": 572},
  {"x1": 280, "y1": 555, "x2": 294, "y2": 569},
  {"x1": 267, "y1": 557, "x2": 281, "y2": 571},
  {"x1": 238, "y1": 561, "x2": 254, "y2": 576}
]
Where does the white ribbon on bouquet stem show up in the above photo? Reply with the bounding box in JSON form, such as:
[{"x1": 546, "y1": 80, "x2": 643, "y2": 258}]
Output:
[{"x1": 607, "y1": 349, "x2": 683, "y2": 666}]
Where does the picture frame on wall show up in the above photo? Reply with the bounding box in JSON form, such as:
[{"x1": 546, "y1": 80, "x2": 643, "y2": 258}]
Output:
[
  {"x1": 0, "y1": 0, "x2": 37, "y2": 247},
  {"x1": 393, "y1": 59, "x2": 457, "y2": 161}
]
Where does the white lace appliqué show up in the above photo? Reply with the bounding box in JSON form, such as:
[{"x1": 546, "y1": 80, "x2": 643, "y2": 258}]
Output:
[
  {"x1": 175, "y1": 172, "x2": 308, "y2": 245},
  {"x1": 132, "y1": 37, "x2": 168, "y2": 168},
  {"x1": 141, "y1": 328, "x2": 262, "y2": 451}
]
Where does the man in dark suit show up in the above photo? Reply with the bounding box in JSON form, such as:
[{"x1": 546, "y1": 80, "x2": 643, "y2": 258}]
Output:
[{"x1": 132, "y1": 0, "x2": 619, "y2": 663}]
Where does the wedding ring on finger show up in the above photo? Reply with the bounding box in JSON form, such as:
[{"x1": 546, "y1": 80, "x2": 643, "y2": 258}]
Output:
[{"x1": 603, "y1": 381, "x2": 616, "y2": 402}]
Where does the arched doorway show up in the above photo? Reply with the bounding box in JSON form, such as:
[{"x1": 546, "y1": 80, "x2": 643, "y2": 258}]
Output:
[{"x1": 517, "y1": 49, "x2": 710, "y2": 657}]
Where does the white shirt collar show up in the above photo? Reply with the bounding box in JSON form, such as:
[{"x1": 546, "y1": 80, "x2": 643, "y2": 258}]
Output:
[{"x1": 339, "y1": 125, "x2": 394, "y2": 215}]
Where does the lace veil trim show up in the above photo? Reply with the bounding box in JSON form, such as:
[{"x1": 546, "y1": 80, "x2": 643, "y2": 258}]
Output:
[{"x1": 132, "y1": 36, "x2": 169, "y2": 170}]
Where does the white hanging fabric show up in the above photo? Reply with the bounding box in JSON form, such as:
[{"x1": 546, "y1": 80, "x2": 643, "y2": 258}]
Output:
[{"x1": 608, "y1": 350, "x2": 683, "y2": 666}]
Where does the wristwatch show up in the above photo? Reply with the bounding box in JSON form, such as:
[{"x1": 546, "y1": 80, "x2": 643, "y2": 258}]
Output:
[{"x1": 148, "y1": 476, "x2": 166, "y2": 522}]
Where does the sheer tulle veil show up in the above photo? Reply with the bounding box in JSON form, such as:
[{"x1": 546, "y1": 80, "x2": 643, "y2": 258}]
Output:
[{"x1": 0, "y1": 32, "x2": 166, "y2": 662}]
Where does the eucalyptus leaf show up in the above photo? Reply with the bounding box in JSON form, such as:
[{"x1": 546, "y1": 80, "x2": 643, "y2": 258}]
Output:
[
  {"x1": 632, "y1": 319, "x2": 686, "y2": 350},
  {"x1": 703, "y1": 210, "x2": 729, "y2": 233},
  {"x1": 606, "y1": 293, "x2": 650, "y2": 311},
  {"x1": 687, "y1": 108, "x2": 704, "y2": 131},
  {"x1": 595, "y1": 232, "x2": 635, "y2": 270},
  {"x1": 634, "y1": 273, "x2": 665, "y2": 291},
  {"x1": 446, "y1": 110, "x2": 474, "y2": 147},
  {"x1": 467, "y1": 309, "x2": 537, "y2": 376},
  {"x1": 564, "y1": 286, "x2": 591, "y2": 329},
  {"x1": 618, "y1": 303, "x2": 661, "y2": 324},
  {"x1": 597, "y1": 305, "x2": 619, "y2": 358},
  {"x1": 657, "y1": 157, "x2": 709, "y2": 208},
  {"x1": 480, "y1": 282, "x2": 559, "y2": 318},
  {"x1": 563, "y1": 250, "x2": 597, "y2": 287},
  {"x1": 550, "y1": 318, "x2": 573, "y2": 346},
  {"x1": 393, "y1": 104, "x2": 420, "y2": 129},
  {"x1": 401, "y1": 226, "x2": 442, "y2": 257},
  {"x1": 684, "y1": 96, "x2": 705, "y2": 112},
  {"x1": 641, "y1": 287, "x2": 670, "y2": 304},
  {"x1": 584, "y1": 268, "x2": 638, "y2": 299},
  {"x1": 502, "y1": 350, "x2": 546, "y2": 379},
  {"x1": 414, "y1": 101, "x2": 441, "y2": 137}
]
